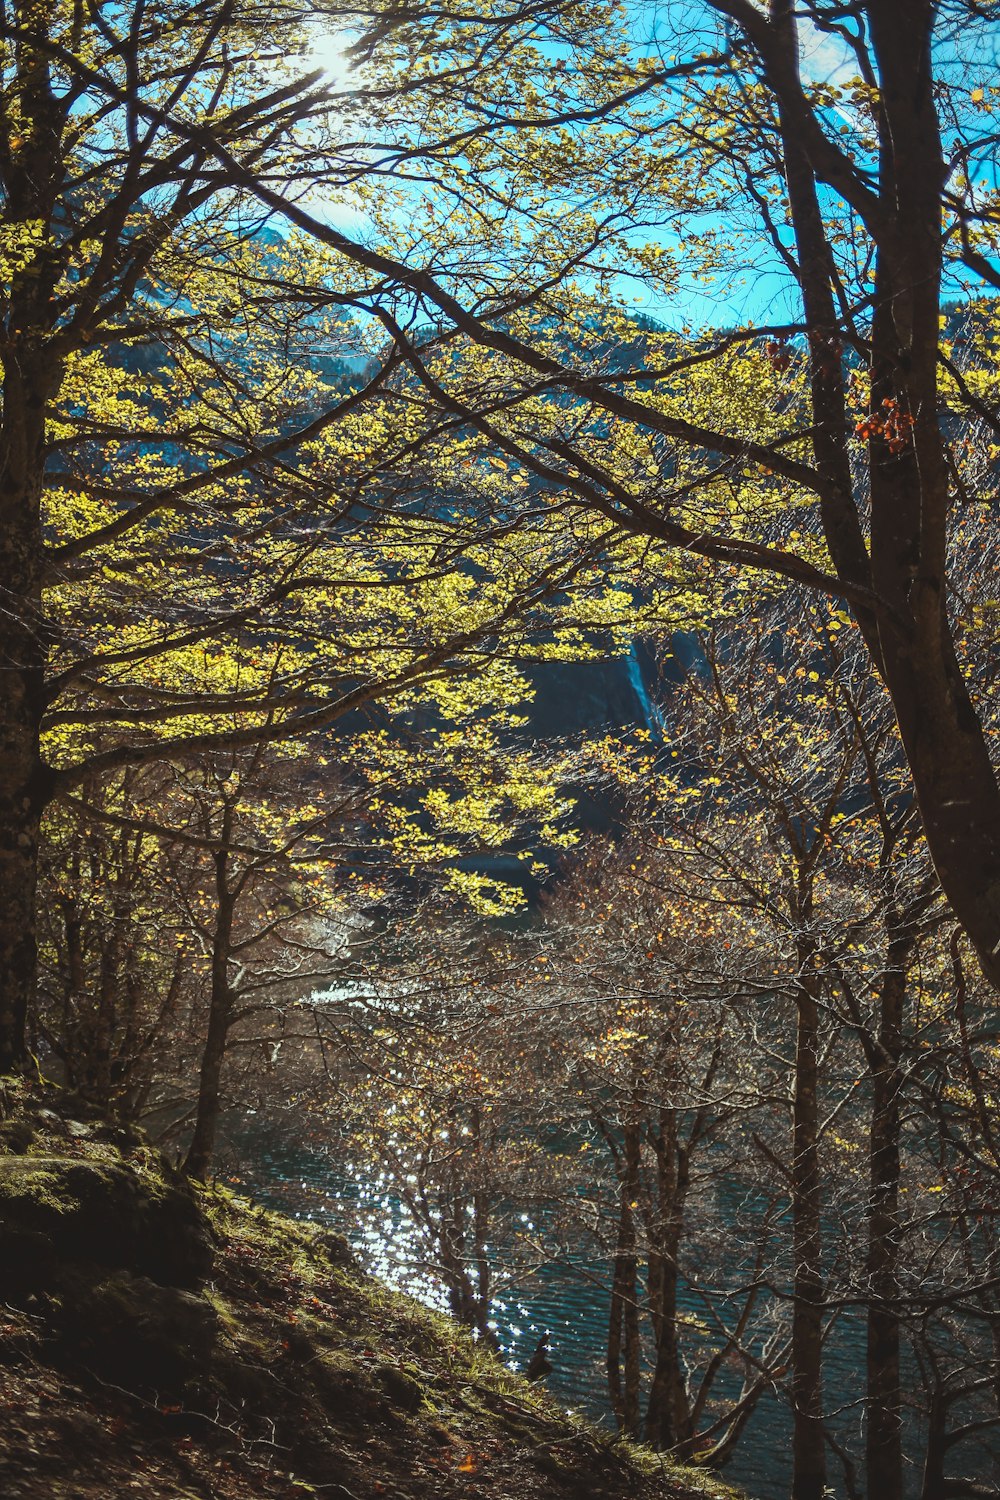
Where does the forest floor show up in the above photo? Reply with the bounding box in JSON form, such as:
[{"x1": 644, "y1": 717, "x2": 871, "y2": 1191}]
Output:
[{"x1": 0, "y1": 1080, "x2": 744, "y2": 1500}]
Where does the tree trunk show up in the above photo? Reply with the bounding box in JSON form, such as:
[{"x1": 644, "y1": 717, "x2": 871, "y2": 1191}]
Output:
[
  {"x1": 184, "y1": 812, "x2": 237, "y2": 1180},
  {"x1": 858, "y1": 2, "x2": 1000, "y2": 995},
  {"x1": 58, "y1": 894, "x2": 86, "y2": 1082},
  {"x1": 749, "y1": 0, "x2": 1000, "y2": 993},
  {"x1": 645, "y1": 1107, "x2": 692, "y2": 1449},
  {"x1": 0, "y1": 9, "x2": 66, "y2": 1071},
  {"x1": 470, "y1": 1105, "x2": 498, "y2": 1350},
  {"x1": 791, "y1": 953, "x2": 826, "y2": 1500},
  {"x1": 608, "y1": 1118, "x2": 642, "y2": 1437},
  {"x1": 0, "y1": 380, "x2": 54, "y2": 1073},
  {"x1": 865, "y1": 945, "x2": 909, "y2": 1500},
  {"x1": 920, "y1": 1389, "x2": 947, "y2": 1500},
  {"x1": 89, "y1": 922, "x2": 122, "y2": 1112},
  {"x1": 441, "y1": 1193, "x2": 475, "y2": 1327},
  {"x1": 183, "y1": 897, "x2": 235, "y2": 1178}
]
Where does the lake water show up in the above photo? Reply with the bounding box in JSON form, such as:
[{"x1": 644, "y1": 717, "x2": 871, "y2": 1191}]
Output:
[{"x1": 229, "y1": 1126, "x2": 1000, "y2": 1499}]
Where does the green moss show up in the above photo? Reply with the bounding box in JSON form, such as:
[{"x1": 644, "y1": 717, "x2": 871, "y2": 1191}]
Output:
[
  {"x1": 0, "y1": 1157, "x2": 82, "y2": 1213},
  {"x1": 201, "y1": 1286, "x2": 244, "y2": 1335}
]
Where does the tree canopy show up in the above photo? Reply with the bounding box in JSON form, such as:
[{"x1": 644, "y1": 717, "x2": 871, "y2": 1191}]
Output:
[{"x1": 239, "y1": 0, "x2": 1000, "y2": 993}]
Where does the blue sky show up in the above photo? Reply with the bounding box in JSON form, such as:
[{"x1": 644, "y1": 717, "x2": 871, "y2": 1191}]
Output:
[{"x1": 294, "y1": 3, "x2": 998, "y2": 334}]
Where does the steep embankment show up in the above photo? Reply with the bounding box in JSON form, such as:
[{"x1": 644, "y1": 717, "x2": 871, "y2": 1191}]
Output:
[{"x1": 0, "y1": 1083, "x2": 741, "y2": 1500}]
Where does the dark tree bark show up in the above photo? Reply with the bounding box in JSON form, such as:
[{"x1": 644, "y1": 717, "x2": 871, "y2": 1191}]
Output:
[
  {"x1": 0, "y1": 4, "x2": 68, "y2": 1071},
  {"x1": 790, "y1": 943, "x2": 826, "y2": 1500},
  {"x1": 0, "y1": 519, "x2": 46, "y2": 1075},
  {"x1": 607, "y1": 1117, "x2": 642, "y2": 1438},
  {"x1": 645, "y1": 1105, "x2": 693, "y2": 1450},
  {"x1": 0, "y1": 311, "x2": 54, "y2": 1078},
  {"x1": 865, "y1": 939, "x2": 911, "y2": 1500},
  {"x1": 184, "y1": 802, "x2": 237, "y2": 1181}
]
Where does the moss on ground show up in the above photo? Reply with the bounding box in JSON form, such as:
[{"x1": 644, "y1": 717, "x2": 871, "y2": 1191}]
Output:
[{"x1": 0, "y1": 1083, "x2": 747, "y2": 1500}]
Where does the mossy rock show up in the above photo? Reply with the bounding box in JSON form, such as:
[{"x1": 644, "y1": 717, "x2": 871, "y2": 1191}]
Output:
[
  {"x1": 374, "y1": 1363, "x2": 425, "y2": 1413},
  {"x1": 305, "y1": 1349, "x2": 398, "y2": 1429},
  {"x1": 0, "y1": 1155, "x2": 213, "y2": 1291},
  {"x1": 0, "y1": 1117, "x2": 36, "y2": 1154},
  {"x1": 60, "y1": 1272, "x2": 218, "y2": 1391},
  {"x1": 316, "y1": 1227, "x2": 355, "y2": 1268}
]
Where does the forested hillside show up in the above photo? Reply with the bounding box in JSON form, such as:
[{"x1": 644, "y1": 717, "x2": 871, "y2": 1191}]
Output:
[{"x1": 3, "y1": 3, "x2": 1000, "y2": 1499}]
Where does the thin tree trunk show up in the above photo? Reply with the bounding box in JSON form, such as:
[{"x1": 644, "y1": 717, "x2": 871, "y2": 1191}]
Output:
[
  {"x1": 469, "y1": 1105, "x2": 498, "y2": 1350},
  {"x1": 184, "y1": 805, "x2": 237, "y2": 1180},
  {"x1": 866, "y1": 946, "x2": 909, "y2": 1500},
  {"x1": 920, "y1": 1389, "x2": 947, "y2": 1500},
  {"x1": 622, "y1": 1119, "x2": 642, "y2": 1437},
  {"x1": 88, "y1": 837, "x2": 131, "y2": 1110},
  {"x1": 441, "y1": 1193, "x2": 474, "y2": 1326},
  {"x1": 645, "y1": 1108, "x2": 692, "y2": 1449},
  {"x1": 791, "y1": 952, "x2": 826, "y2": 1500},
  {"x1": 59, "y1": 894, "x2": 85, "y2": 1082},
  {"x1": 607, "y1": 1240, "x2": 627, "y2": 1427},
  {"x1": 608, "y1": 1118, "x2": 642, "y2": 1437},
  {"x1": 117, "y1": 957, "x2": 146, "y2": 1119}
]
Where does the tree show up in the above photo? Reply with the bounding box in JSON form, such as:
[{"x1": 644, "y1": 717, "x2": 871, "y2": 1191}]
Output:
[
  {"x1": 537, "y1": 841, "x2": 785, "y2": 1461},
  {"x1": 36, "y1": 767, "x2": 195, "y2": 1115},
  {"x1": 34, "y1": 647, "x2": 593, "y2": 1178},
  {"x1": 564, "y1": 592, "x2": 952, "y2": 1497},
  {"x1": 233, "y1": 0, "x2": 1000, "y2": 998},
  {"x1": 1, "y1": 0, "x2": 665, "y2": 1072},
  {"x1": 284, "y1": 580, "x2": 1000, "y2": 1492},
  {"x1": 297, "y1": 912, "x2": 577, "y2": 1347}
]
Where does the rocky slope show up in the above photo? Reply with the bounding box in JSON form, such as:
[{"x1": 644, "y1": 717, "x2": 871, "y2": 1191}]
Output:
[{"x1": 0, "y1": 1081, "x2": 742, "y2": 1500}]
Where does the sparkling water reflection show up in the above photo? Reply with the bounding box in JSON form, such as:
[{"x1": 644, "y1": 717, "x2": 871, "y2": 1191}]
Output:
[
  {"x1": 232, "y1": 1129, "x2": 801, "y2": 1496},
  {"x1": 230, "y1": 1127, "x2": 1000, "y2": 1499}
]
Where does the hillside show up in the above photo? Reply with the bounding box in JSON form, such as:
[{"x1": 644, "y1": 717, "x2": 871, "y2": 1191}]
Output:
[{"x1": 0, "y1": 1082, "x2": 743, "y2": 1500}]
